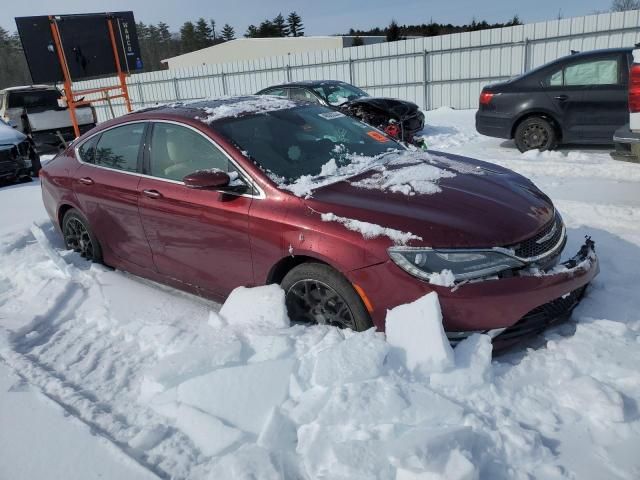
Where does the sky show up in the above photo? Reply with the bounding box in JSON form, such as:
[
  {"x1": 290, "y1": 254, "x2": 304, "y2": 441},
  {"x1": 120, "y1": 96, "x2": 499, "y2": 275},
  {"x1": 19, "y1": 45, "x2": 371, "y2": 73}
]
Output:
[{"x1": 2, "y1": 0, "x2": 614, "y2": 36}]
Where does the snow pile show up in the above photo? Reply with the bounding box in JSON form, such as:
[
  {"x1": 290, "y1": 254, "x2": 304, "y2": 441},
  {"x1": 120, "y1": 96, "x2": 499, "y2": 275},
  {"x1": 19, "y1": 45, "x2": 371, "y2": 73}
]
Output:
[
  {"x1": 196, "y1": 96, "x2": 297, "y2": 124},
  {"x1": 320, "y1": 212, "x2": 422, "y2": 245}
]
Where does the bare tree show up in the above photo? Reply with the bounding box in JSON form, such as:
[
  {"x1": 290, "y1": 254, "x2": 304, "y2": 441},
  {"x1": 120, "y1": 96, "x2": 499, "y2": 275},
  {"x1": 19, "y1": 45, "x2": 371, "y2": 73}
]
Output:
[{"x1": 611, "y1": 0, "x2": 640, "y2": 12}]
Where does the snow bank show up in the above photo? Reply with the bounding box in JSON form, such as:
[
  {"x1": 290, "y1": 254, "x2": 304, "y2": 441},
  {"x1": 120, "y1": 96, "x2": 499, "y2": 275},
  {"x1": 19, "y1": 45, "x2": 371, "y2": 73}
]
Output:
[
  {"x1": 321, "y1": 212, "x2": 422, "y2": 245},
  {"x1": 219, "y1": 284, "x2": 290, "y2": 329}
]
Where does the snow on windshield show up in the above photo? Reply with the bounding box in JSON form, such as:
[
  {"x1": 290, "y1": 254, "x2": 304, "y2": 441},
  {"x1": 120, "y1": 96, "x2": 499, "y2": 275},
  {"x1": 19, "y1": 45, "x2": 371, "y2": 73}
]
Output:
[
  {"x1": 320, "y1": 212, "x2": 422, "y2": 245},
  {"x1": 196, "y1": 96, "x2": 297, "y2": 124}
]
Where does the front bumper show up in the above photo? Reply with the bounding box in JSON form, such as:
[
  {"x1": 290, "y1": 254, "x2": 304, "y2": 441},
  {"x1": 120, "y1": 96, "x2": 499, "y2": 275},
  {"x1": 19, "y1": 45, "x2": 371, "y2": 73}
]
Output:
[
  {"x1": 31, "y1": 124, "x2": 95, "y2": 154},
  {"x1": 348, "y1": 238, "x2": 599, "y2": 346}
]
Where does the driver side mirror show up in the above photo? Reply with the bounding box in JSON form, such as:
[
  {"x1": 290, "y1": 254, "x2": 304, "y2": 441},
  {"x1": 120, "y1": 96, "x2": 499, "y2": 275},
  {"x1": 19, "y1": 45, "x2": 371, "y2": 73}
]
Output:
[{"x1": 183, "y1": 170, "x2": 230, "y2": 189}]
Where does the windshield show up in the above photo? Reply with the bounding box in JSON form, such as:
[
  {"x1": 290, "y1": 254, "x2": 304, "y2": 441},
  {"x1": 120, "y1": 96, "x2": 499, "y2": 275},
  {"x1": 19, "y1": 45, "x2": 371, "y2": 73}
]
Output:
[
  {"x1": 215, "y1": 105, "x2": 401, "y2": 184},
  {"x1": 311, "y1": 83, "x2": 368, "y2": 106},
  {"x1": 8, "y1": 90, "x2": 60, "y2": 109}
]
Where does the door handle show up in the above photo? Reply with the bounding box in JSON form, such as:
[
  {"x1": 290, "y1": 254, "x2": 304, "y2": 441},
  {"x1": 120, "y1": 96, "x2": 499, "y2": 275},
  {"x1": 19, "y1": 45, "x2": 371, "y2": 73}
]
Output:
[
  {"x1": 78, "y1": 177, "x2": 94, "y2": 185},
  {"x1": 554, "y1": 95, "x2": 569, "y2": 101},
  {"x1": 142, "y1": 189, "x2": 162, "y2": 199}
]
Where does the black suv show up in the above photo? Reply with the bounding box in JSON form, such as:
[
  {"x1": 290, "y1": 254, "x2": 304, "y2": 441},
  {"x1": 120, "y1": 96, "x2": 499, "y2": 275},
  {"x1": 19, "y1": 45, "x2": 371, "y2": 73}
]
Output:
[
  {"x1": 476, "y1": 48, "x2": 632, "y2": 152},
  {"x1": 257, "y1": 80, "x2": 425, "y2": 145}
]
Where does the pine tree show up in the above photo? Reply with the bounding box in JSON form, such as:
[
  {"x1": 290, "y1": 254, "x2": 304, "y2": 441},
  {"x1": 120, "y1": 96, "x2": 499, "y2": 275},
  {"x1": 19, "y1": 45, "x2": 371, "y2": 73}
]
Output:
[
  {"x1": 221, "y1": 24, "x2": 235, "y2": 41},
  {"x1": 386, "y1": 20, "x2": 402, "y2": 42},
  {"x1": 287, "y1": 12, "x2": 304, "y2": 37},
  {"x1": 245, "y1": 25, "x2": 258, "y2": 38},
  {"x1": 194, "y1": 17, "x2": 213, "y2": 49},
  {"x1": 258, "y1": 20, "x2": 279, "y2": 37},
  {"x1": 273, "y1": 13, "x2": 289, "y2": 37},
  {"x1": 180, "y1": 21, "x2": 198, "y2": 53},
  {"x1": 351, "y1": 36, "x2": 364, "y2": 47}
]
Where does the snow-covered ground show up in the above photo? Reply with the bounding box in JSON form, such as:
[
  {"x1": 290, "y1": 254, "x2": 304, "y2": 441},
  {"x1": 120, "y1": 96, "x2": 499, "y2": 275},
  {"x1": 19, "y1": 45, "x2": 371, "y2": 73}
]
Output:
[{"x1": 1, "y1": 108, "x2": 639, "y2": 479}]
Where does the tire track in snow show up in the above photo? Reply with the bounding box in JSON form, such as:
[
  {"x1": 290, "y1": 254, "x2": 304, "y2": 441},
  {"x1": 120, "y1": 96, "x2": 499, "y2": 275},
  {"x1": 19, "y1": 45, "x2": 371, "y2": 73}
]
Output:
[{"x1": 0, "y1": 227, "x2": 213, "y2": 480}]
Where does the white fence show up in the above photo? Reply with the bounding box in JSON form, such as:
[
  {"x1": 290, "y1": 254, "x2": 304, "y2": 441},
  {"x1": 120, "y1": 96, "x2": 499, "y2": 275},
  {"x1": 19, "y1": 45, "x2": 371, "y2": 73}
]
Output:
[{"x1": 75, "y1": 10, "x2": 640, "y2": 122}]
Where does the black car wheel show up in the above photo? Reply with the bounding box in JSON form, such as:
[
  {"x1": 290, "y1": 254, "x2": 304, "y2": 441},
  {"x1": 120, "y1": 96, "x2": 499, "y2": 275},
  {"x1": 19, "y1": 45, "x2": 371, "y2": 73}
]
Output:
[
  {"x1": 514, "y1": 117, "x2": 557, "y2": 152},
  {"x1": 281, "y1": 263, "x2": 372, "y2": 331},
  {"x1": 62, "y1": 209, "x2": 103, "y2": 262}
]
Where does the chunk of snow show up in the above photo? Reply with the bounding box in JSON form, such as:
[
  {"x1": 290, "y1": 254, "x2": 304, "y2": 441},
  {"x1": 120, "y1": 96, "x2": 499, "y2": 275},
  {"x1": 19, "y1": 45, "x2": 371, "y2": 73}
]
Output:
[
  {"x1": 427, "y1": 269, "x2": 456, "y2": 287},
  {"x1": 386, "y1": 292, "x2": 455, "y2": 375},
  {"x1": 321, "y1": 212, "x2": 422, "y2": 245},
  {"x1": 175, "y1": 404, "x2": 244, "y2": 456},
  {"x1": 175, "y1": 357, "x2": 295, "y2": 434},
  {"x1": 220, "y1": 285, "x2": 290, "y2": 329},
  {"x1": 311, "y1": 329, "x2": 389, "y2": 387}
]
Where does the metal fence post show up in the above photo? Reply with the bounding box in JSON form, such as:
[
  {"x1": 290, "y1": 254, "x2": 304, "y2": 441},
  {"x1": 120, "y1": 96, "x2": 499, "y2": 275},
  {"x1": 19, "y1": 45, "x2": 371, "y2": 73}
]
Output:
[
  {"x1": 173, "y1": 77, "x2": 180, "y2": 101},
  {"x1": 423, "y1": 50, "x2": 429, "y2": 111},
  {"x1": 136, "y1": 81, "x2": 145, "y2": 107},
  {"x1": 522, "y1": 38, "x2": 530, "y2": 73},
  {"x1": 349, "y1": 58, "x2": 354, "y2": 84},
  {"x1": 221, "y1": 70, "x2": 228, "y2": 95},
  {"x1": 286, "y1": 53, "x2": 292, "y2": 82}
]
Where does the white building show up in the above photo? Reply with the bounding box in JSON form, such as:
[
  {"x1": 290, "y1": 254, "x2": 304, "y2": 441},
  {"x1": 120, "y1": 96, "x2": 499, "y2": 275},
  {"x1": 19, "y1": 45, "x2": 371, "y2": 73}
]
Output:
[{"x1": 161, "y1": 36, "x2": 387, "y2": 70}]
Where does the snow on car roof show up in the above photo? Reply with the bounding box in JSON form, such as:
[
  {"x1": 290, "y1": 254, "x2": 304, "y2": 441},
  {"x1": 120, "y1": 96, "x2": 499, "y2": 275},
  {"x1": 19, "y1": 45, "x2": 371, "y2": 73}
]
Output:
[{"x1": 136, "y1": 95, "x2": 299, "y2": 123}]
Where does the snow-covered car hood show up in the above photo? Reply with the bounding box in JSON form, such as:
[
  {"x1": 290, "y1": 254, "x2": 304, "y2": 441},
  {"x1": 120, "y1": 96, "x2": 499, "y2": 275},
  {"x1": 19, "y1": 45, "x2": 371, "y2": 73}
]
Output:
[
  {"x1": 0, "y1": 122, "x2": 27, "y2": 147},
  {"x1": 304, "y1": 151, "x2": 555, "y2": 248}
]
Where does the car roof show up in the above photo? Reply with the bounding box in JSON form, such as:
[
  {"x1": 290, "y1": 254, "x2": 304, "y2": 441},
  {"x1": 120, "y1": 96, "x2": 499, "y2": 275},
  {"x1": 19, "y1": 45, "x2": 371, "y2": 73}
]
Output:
[
  {"x1": 1, "y1": 85, "x2": 56, "y2": 92},
  {"x1": 122, "y1": 95, "x2": 304, "y2": 124},
  {"x1": 258, "y1": 80, "x2": 347, "y2": 91}
]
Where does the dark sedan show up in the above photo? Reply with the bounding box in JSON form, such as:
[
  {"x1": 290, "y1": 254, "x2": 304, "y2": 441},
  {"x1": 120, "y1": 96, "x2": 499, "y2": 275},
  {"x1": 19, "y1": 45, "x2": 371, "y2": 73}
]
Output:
[
  {"x1": 41, "y1": 96, "x2": 598, "y2": 349},
  {"x1": 0, "y1": 119, "x2": 40, "y2": 183},
  {"x1": 257, "y1": 80, "x2": 425, "y2": 145},
  {"x1": 476, "y1": 48, "x2": 632, "y2": 152}
]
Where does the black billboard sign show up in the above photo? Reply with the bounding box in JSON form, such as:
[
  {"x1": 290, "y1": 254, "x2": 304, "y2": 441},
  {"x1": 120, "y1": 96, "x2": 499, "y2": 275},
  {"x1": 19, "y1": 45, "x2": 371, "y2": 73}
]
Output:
[{"x1": 15, "y1": 12, "x2": 143, "y2": 84}]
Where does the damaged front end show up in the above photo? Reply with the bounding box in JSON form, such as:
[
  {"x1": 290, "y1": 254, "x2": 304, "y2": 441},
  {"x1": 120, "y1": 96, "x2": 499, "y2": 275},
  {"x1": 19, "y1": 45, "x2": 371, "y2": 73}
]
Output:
[{"x1": 446, "y1": 237, "x2": 598, "y2": 349}]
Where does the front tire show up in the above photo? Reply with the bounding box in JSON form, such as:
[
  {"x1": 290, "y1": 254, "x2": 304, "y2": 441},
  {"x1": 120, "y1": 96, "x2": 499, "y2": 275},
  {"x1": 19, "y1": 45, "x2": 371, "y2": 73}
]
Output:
[
  {"x1": 514, "y1": 116, "x2": 557, "y2": 152},
  {"x1": 281, "y1": 263, "x2": 372, "y2": 331},
  {"x1": 62, "y1": 209, "x2": 103, "y2": 263}
]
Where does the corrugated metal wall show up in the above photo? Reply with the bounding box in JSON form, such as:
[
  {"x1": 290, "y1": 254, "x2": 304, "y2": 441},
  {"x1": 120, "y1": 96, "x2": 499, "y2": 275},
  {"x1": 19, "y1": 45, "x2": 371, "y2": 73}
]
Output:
[{"x1": 74, "y1": 10, "x2": 640, "y2": 122}]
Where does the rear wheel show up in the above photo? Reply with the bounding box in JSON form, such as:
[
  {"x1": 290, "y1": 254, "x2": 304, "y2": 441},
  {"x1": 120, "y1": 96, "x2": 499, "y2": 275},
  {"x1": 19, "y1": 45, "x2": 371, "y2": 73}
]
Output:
[
  {"x1": 514, "y1": 116, "x2": 557, "y2": 152},
  {"x1": 62, "y1": 209, "x2": 103, "y2": 262},
  {"x1": 281, "y1": 263, "x2": 372, "y2": 331}
]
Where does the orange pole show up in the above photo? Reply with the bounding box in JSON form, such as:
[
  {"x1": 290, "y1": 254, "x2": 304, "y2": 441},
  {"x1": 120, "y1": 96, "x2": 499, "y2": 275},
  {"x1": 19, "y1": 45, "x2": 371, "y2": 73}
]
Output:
[
  {"x1": 107, "y1": 17, "x2": 132, "y2": 113},
  {"x1": 49, "y1": 16, "x2": 81, "y2": 138}
]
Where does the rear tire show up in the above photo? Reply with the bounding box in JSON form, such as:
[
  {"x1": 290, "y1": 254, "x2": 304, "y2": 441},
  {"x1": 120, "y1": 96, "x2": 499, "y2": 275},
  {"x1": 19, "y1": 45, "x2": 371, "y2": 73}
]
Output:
[
  {"x1": 62, "y1": 209, "x2": 103, "y2": 263},
  {"x1": 281, "y1": 262, "x2": 373, "y2": 331},
  {"x1": 514, "y1": 116, "x2": 557, "y2": 152}
]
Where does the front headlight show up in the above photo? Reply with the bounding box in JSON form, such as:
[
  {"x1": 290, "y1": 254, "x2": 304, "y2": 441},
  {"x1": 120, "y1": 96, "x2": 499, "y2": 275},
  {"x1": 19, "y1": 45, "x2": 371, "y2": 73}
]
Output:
[{"x1": 388, "y1": 247, "x2": 525, "y2": 282}]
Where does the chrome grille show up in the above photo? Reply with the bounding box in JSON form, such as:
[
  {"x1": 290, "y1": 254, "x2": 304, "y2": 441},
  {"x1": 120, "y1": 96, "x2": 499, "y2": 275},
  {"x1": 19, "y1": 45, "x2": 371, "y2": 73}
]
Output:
[{"x1": 511, "y1": 214, "x2": 564, "y2": 260}]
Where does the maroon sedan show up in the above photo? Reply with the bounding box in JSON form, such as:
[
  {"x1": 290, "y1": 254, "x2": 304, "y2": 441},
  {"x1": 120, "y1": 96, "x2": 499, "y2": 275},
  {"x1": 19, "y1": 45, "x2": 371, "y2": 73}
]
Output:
[{"x1": 40, "y1": 96, "x2": 599, "y2": 347}]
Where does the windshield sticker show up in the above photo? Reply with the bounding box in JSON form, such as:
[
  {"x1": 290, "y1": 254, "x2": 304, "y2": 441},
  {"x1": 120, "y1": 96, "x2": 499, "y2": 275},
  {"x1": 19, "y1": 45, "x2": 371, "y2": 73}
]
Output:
[
  {"x1": 318, "y1": 111, "x2": 346, "y2": 120},
  {"x1": 367, "y1": 131, "x2": 390, "y2": 142}
]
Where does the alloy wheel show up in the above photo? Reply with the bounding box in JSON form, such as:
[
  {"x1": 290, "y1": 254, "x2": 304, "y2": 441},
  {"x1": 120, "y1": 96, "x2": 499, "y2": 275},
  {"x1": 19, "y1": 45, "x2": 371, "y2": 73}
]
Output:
[
  {"x1": 285, "y1": 279, "x2": 356, "y2": 329},
  {"x1": 64, "y1": 217, "x2": 95, "y2": 259}
]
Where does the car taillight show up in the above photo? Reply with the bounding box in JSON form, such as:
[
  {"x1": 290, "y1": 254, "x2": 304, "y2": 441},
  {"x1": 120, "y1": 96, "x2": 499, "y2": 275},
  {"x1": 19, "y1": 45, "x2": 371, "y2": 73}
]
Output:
[
  {"x1": 629, "y1": 64, "x2": 640, "y2": 113},
  {"x1": 479, "y1": 91, "x2": 494, "y2": 106}
]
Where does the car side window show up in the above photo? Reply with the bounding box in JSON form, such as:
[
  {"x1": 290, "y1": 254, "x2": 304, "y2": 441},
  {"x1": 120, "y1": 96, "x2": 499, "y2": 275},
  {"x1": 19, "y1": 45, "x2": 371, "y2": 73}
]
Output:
[
  {"x1": 289, "y1": 88, "x2": 320, "y2": 104},
  {"x1": 564, "y1": 58, "x2": 618, "y2": 86},
  {"x1": 149, "y1": 123, "x2": 235, "y2": 182},
  {"x1": 94, "y1": 123, "x2": 145, "y2": 172},
  {"x1": 544, "y1": 58, "x2": 619, "y2": 87},
  {"x1": 262, "y1": 88, "x2": 287, "y2": 97},
  {"x1": 78, "y1": 134, "x2": 100, "y2": 164}
]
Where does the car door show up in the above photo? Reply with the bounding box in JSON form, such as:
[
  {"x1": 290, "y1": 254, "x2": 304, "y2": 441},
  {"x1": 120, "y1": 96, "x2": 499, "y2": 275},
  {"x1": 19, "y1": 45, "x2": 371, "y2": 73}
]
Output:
[
  {"x1": 542, "y1": 53, "x2": 627, "y2": 143},
  {"x1": 137, "y1": 121, "x2": 254, "y2": 297},
  {"x1": 73, "y1": 122, "x2": 156, "y2": 270}
]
